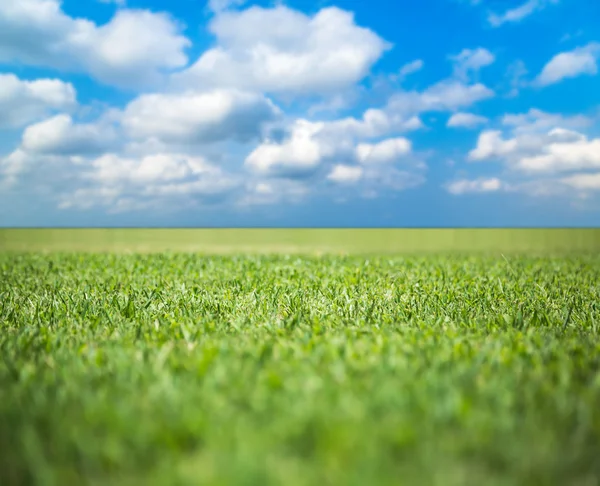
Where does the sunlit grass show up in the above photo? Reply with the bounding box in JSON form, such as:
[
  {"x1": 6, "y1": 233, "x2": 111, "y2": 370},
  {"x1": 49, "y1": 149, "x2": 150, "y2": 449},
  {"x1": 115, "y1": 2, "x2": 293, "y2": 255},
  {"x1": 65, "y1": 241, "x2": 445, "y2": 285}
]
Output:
[{"x1": 1, "y1": 252, "x2": 599, "y2": 485}]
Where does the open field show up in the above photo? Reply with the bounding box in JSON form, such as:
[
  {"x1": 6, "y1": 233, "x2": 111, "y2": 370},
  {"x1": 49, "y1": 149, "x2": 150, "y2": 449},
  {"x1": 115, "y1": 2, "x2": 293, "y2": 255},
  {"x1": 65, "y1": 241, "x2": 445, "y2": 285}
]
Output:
[
  {"x1": 1, "y1": 228, "x2": 600, "y2": 254},
  {"x1": 1, "y1": 231, "x2": 600, "y2": 485}
]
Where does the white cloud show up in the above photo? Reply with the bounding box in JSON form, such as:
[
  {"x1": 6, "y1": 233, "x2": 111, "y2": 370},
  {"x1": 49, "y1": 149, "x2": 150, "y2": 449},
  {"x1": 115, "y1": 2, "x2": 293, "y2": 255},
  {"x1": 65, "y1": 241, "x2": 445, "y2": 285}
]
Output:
[
  {"x1": 245, "y1": 120, "x2": 324, "y2": 176},
  {"x1": 468, "y1": 109, "x2": 600, "y2": 175},
  {"x1": 327, "y1": 164, "x2": 363, "y2": 184},
  {"x1": 356, "y1": 137, "x2": 412, "y2": 164},
  {"x1": 89, "y1": 153, "x2": 217, "y2": 185},
  {"x1": 447, "y1": 112, "x2": 488, "y2": 128},
  {"x1": 0, "y1": 149, "x2": 29, "y2": 188},
  {"x1": 387, "y1": 80, "x2": 494, "y2": 116},
  {"x1": 244, "y1": 103, "x2": 424, "y2": 178},
  {"x1": 469, "y1": 130, "x2": 519, "y2": 161},
  {"x1": 0, "y1": 73, "x2": 76, "y2": 128},
  {"x1": 59, "y1": 152, "x2": 239, "y2": 211},
  {"x1": 0, "y1": 0, "x2": 190, "y2": 88},
  {"x1": 122, "y1": 89, "x2": 280, "y2": 144},
  {"x1": 398, "y1": 59, "x2": 424, "y2": 79},
  {"x1": 172, "y1": 6, "x2": 390, "y2": 96},
  {"x1": 534, "y1": 43, "x2": 600, "y2": 87},
  {"x1": 0, "y1": 148, "x2": 85, "y2": 190},
  {"x1": 517, "y1": 136, "x2": 600, "y2": 173},
  {"x1": 561, "y1": 172, "x2": 600, "y2": 190},
  {"x1": 21, "y1": 114, "x2": 117, "y2": 155},
  {"x1": 446, "y1": 177, "x2": 503, "y2": 195},
  {"x1": 488, "y1": 0, "x2": 558, "y2": 27},
  {"x1": 327, "y1": 109, "x2": 423, "y2": 139},
  {"x1": 449, "y1": 48, "x2": 495, "y2": 81},
  {"x1": 501, "y1": 108, "x2": 592, "y2": 134}
]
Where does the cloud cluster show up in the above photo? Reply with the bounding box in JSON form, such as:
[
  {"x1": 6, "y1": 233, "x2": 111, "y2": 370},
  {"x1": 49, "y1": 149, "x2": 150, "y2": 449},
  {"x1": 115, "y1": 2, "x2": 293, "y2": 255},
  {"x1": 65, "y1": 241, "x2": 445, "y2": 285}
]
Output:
[
  {"x1": 58, "y1": 152, "x2": 239, "y2": 212},
  {"x1": 449, "y1": 108, "x2": 600, "y2": 199},
  {"x1": 0, "y1": 0, "x2": 190, "y2": 88},
  {"x1": 122, "y1": 90, "x2": 280, "y2": 144},
  {"x1": 21, "y1": 114, "x2": 118, "y2": 155},
  {"x1": 469, "y1": 110, "x2": 596, "y2": 173},
  {"x1": 173, "y1": 6, "x2": 390, "y2": 96},
  {"x1": 1, "y1": 0, "x2": 598, "y2": 217},
  {"x1": 0, "y1": 73, "x2": 76, "y2": 128}
]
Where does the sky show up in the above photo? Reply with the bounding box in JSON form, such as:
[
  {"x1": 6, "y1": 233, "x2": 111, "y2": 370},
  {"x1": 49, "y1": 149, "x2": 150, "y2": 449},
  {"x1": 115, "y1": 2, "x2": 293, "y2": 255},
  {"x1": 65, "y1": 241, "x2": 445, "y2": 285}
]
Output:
[{"x1": 1, "y1": 0, "x2": 599, "y2": 227}]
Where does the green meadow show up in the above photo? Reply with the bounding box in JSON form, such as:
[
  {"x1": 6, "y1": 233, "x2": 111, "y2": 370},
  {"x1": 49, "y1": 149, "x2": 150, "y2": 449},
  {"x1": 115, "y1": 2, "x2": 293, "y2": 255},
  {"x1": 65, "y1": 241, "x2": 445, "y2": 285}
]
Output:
[
  {"x1": 1, "y1": 229, "x2": 599, "y2": 485},
  {"x1": 1, "y1": 228, "x2": 600, "y2": 253}
]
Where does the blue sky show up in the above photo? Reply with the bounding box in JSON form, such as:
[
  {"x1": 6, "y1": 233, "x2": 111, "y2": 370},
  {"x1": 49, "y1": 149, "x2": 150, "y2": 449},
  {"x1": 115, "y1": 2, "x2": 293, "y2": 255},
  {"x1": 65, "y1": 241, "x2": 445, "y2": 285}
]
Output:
[{"x1": 1, "y1": 0, "x2": 600, "y2": 227}]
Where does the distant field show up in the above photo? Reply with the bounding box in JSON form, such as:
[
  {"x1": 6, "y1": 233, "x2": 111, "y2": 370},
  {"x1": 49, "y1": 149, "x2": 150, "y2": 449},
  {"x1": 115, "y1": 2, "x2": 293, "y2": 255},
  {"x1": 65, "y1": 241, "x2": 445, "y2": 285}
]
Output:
[{"x1": 1, "y1": 228, "x2": 600, "y2": 253}]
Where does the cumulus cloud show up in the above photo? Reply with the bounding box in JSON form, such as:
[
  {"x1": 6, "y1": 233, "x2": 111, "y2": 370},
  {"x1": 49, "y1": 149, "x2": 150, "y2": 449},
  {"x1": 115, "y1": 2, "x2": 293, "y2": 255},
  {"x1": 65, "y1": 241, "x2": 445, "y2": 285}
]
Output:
[
  {"x1": 327, "y1": 164, "x2": 363, "y2": 184},
  {"x1": 0, "y1": 149, "x2": 29, "y2": 188},
  {"x1": 561, "y1": 172, "x2": 600, "y2": 190},
  {"x1": 59, "y1": 153, "x2": 239, "y2": 211},
  {"x1": 326, "y1": 109, "x2": 423, "y2": 139},
  {"x1": 245, "y1": 106, "x2": 423, "y2": 178},
  {"x1": 468, "y1": 109, "x2": 600, "y2": 175},
  {"x1": 172, "y1": 5, "x2": 390, "y2": 96},
  {"x1": 451, "y1": 107, "x2": 600, "y2": 201},
  {"x1": 0, "y1": 148, "x2": 86, "y2": 190},
  {"x1": 447, "y1": 112, "x2": 488, "y2": 128},
  {"x1": 386, "y1": 80, "x2": 494, "y2": 115},
  {"x1": 122, "y1": 90, "x2": 280, "y2": 144},
  {"x1": 355, "y1": 138, "x2": 412, "y2": 164},
  {"x1": 534, "y1": 43, "x2": 600, "y2": 87},
  {"x1": 446, "y1": 177, "x2": 504, "y2": 195},
  {"x1": 488, "y1": 0, "x2": 558, "y2": 27},
  {"x1": 0, "y1": 73, "x2": 76, "y2": 128},
  {"x1": 517, "y1": 135, "x2": 600, "y2": 173},
  {"x1": 245, "y1": 120, "x2": 324, "y2": 176},
  {"x1": 449, "y1": 48, "x2": 495, "y2": 81},
  {"x1": 88, "y1": 153, "x2": 217, "y2": 186},
  {"x1": 21, "y1": 114, "x2": 118, "y2": 155},
  {"x1": 0, "y1": 0, "x2": 190, "y2": 88},
  {"x1": 1, "y1": 142, "x2": 247, "y2": 213},
  {"x1": 469, "y1": 130, "x2": 520, "y2": 161},
  {"x1": 501, "y1": 108, "x2": 592, "y2": 134}
]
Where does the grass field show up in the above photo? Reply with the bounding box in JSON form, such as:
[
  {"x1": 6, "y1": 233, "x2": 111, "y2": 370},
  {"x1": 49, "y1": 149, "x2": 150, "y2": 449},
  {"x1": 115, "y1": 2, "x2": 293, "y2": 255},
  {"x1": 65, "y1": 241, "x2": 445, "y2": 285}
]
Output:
[
  {"x1": 1, "y1": 230, "x2": 600, "y2": 485},
  {"x1": 2, "y1": 228, "x2": 600, "y2": 254}
]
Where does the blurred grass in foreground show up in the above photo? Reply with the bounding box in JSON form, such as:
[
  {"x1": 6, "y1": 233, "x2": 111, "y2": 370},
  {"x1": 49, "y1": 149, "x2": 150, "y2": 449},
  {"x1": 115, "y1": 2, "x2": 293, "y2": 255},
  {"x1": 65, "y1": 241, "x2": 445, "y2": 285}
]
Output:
[
  {"x1": 1, "y1": 228, "x2": 599, "y2": 254},
  {"x1": 1, "y1": 253, "x2": 599, "y2": 485}
]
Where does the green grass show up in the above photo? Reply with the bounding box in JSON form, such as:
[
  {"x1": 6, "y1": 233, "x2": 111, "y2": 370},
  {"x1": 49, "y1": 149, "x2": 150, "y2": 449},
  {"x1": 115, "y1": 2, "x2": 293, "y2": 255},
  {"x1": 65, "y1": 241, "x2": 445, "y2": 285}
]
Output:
[
  {"x1": 1, "y1": 228, "x2": 600, "y2": 254},
  {"x1": 1, "y1": 247, "x2": 600, "y2": 485}
]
